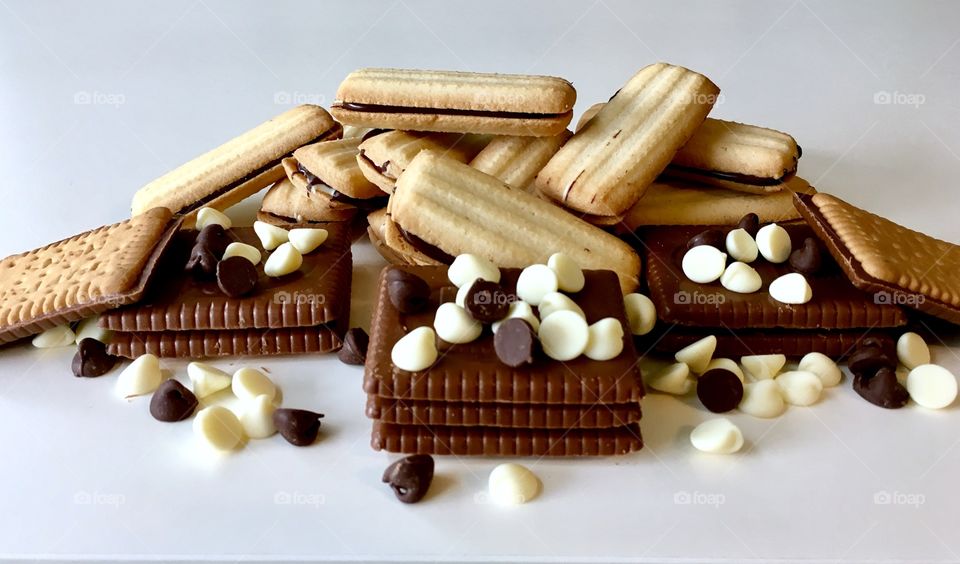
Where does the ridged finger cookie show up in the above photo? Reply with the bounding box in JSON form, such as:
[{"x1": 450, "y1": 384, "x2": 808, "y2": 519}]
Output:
[
  {"x1": 469, "y1": 131, "x2": 571, "y2": 191},
  {"x1": 357, "y1": 130, "x2": 490, "y2": 193}
]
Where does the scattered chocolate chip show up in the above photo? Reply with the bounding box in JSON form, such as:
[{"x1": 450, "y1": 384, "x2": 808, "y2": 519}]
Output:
[
  {"x1": 697, "y1": 369, "x2": 744, "y2": 413},
  {"x1": 185, "y1": 244, "x2": 218, "y2": 277},
  {"x1": 789, "y1": 237, "x2": 823, "y2": 274},
  {"x1": 464, "y1": 280, "x2": 510, "y2": 322},
  {"x1": 686, "y1": 229, "x2": 725, "y2": 251},
  {"x1": 386, "y1": 269, "x2": 431, "y2": 313},
  {"x1": 71, "y1": 338, "x2": 117, "y2": 377},
  {"x1": 216, "y1": 256, "x2": 258, "y2": 297},
  {"x1": 494, "y1": 318, "x2": 538, "y2": 367},
  {"x1": 853, "y1": 367, "x2": 909, "y2": 409},
  {"x1": 736, "y1": 213, "x2": 760, "y2": 237},
  {"x1": 382, "y1": 454, "x2": 435, "y2": 504},
  {"x1": 338, "y1": 328, "x2": 369, "y2": 365},
  {"x1": 856, "y1": 336, "x2": 896, "y2": 359},
  {"x1": 195, "y1": 224, "x2": 231, "y2": 257},
  {"x1": 149, "y1": 379, "x2": 198, "y2": 422},
  {"x1": 273, "y1": 408, "x2": 324, "y2": 446},
  {"x1": 848, "y1": 346, "x2": 896, "y2": 380}
]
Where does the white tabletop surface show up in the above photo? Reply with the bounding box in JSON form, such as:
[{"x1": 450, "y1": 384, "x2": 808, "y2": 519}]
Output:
[{"x1": 2, "y1": 1, "x2": 960, "y2": 562}]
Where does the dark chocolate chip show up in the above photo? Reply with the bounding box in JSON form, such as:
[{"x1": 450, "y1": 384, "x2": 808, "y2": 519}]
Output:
[
  {"x1": 196, "y1": 224, "x2": 231, "y2": 258},
  {"x1": 185, "y1": 244, "x2": 218, "y2": 277},
  {"x1": 853, "y1": 367, "x2": 909, "y2": 409},
  {"x1": 149, "y1": 379, "x2": 198, "y2": 422},
  {"x1": 386, "y1": 269, "x2": 431, "y2": 313},
  {"x1": 697, "y1": 368, "x2": 744, "y2": 413},
  {"x1": 856, "y1": 336, "x2": 896, "y2": 359},
  {"x1": 736, "y1": 213, "x2": 760, "y2": 237},
  {"x1": 216, "y1": 256, "x2": 258, "y2": 298},
  {"x1": 848, "y1": 346, "x2": 896, "y2": 380},
  {"x1": 71, "y1": 338, "x2": 117, "y2": 377},
  {"x1": 273, "y1": 408, "x2": 324, "y2": 446},
  {"x1": 464, "y1": 279, "x2": 510, "y2": 323},
  {"x1": 382, "y1": 454, "x2": 435, "y2": 504},
  {"x1": 338, "y1": 328, "x2": 369, "y2": 365},
  {"x1": 789, "y1": 237, "x2": 823, "y2": 274},
  {"x1": 686, "y1": 229, "x2": 726, "y2": 251},
  {"x1": 494, "y1": 318, "x2": 538, "y2": 367}
]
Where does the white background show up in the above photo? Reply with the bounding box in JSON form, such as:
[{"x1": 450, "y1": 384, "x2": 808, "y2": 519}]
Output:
[{"x1": 2, "y1": 1, "x2": 960, "y2": 562}]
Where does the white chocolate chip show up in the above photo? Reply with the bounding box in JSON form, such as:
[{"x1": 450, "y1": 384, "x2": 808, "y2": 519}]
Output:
[
  {"x1": 32, "y1": 324, "x2": 75, "y2": 348},
  {"x1": 675, "y1": 335, "x2": 717, "y2": 374},
  {"x1": 647, "y1": 362, "x2": 693, "y2": 395},
  {"x1": 623, "y1": 293, "x2": 656, "y2": 336},
  {"x1": 741, "y1": 354, "x2": 786, "y2": 381},
  {"x1": 583, "y1": 318, "x2": 625, "y2": 361},
  {"x1": 193, "y1": 406, "x2": 244, "y2": 451},
  {"x1": 538, "y1": 292, "x2": 585, "y2": 321},
  {"x1": 798, "y1": 352, "x2": 842, "y2": 387},
  {"x1": 775, "y1": 370, "x2": 823, "y2": 406},
  {"x1": 222, "y1": 242, "x2": 262, "y2": 266},
  {"x1": 74, "y1": 316, "x2": 112, "y2": 344},
  {"x1": 253, "y1": 220, "x2": 289, "y2": 251},
  {"x1": 720, "y1": 261, "x2": 762, "y2": 294},
  {"x1": 703, "y1": 358, "x2": 744, "y2": 382},
  {"x1": 187, "y1": 362, "x2": 232, "y2": 399},
  {"x1": 288, "y1": 228, "x2": 329, "y2": 254},
  {"x1": 756, "y1": 223, "x2": 791, "y2": 263},
  {"x1": 725, "y1": 228, "x2": 759, "y2": 263},
  {"x1": 897, "y1": 332, "x2": 930, "y2": 370},
  {"x1": 738, "y1": 380, "x2": 786, "y2": 418},
  {"x1": 232, "y1": 367, "x2": 277, "y2": 403},
  {"x1": 690, "y1": 418, "x2": 744, "y2": 454},
  {"x1": 538, "y1": 310, "x2": 589, "y2": 361},
  {"x1": 240, "y1": 394, "x2": 278, "y2": 439},
  {"x1": 263, "y1": 242, "x2": 303, "y2": 277},
  {"x1": 448, "y1": 254, "x2": 500, "y2": 287},
  {"x1": 547, "y1": 252, "x2": 585, "y2": 293},
  {"x1": 434, "y1": 302, "x2": 482, "y2": 344},
  {"x1": 681, "y1": 245, "x2": 727, "y2": 284},
  {"x1": 488, "y1": 463, "x2": 539, "y2": 505},
  {"x1": 516, "y1": 264, "x2": 558, "y2": 306},
  {"x1": 116, "y1": 354, "x2": 161, "y2": 399},
  {"x1": 196, "y1": 207, "x2": 232, "y2": 230},
  {"x1": 769, "y1": 272, "x2": 812, "y2": 305},
  {"x1": 905, "y1": 364, "x2": 957, "y2": 409},
  {"x1": 455, "y1": 283, "x2": 470, "y2": 307},
  {"x1": 492, "y1": 301, "x2": 539, "y2": 333},
  {"x1": 391, "y1": 326, "x2": 438, "y2": 372}
]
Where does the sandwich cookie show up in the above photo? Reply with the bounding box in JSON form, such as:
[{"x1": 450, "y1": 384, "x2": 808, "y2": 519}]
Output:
[
  {"x1": 469, "y1": 131, "x2": 572, "y2": 191},
  {"x1": 259, "y1": 177, "x2": 358, "y2": 225},
  {"x1": 289, "y1": 137, "x2": 388, "y2": 205},
  {"x1": 357, "y1": 130, "x2": 490, "y2": 193},
  {"x1": 331, "y1": 68, "x2": 576, "y2": 136},
  {"x1": 131, "y1": 105, "x2": 342, "y2": 224}
]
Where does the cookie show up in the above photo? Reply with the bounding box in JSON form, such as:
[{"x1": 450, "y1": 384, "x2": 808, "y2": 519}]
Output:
[
  {"x1": 390, "y1": 151, "x2": 641, "y2": 292},
  {"x1": 469, "y1": 130, "x2": 572, "y2": 191},
  {"x1": 259, "y1": 177, "x2": 359, "y2": 225},
  {"x1": 640, "y1": 326, "x2": 895, "y2": 359},
  {"x1": 290, "y1": 137, "x2": 387, "y2": 201},
  {"x1": 534, "y1": 63, "x2": 719, "y2": 218},
  {"x1": 131, "y1": 105, "x2": 342, "y2": 223},
  {"x1": 0, "y1": 208, "x2": 178, "y2": 345},
  {"x1": 380, "y1": 214, "x2": 444, "y2": 266},
  {"x1": 357, "y1": 130, "x2": 490, "y2": 193},
  {"x1": 795, "y1": 192, "x2": 960, "y2": 324},
  {"x1": 366, "y1": 208, "x2": 410, "y2": 265},
  {"x1": 331, "y1": 68, "x2": 576, "y2": 136}
]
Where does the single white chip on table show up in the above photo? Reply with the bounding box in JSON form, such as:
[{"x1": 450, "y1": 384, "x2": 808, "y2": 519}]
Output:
[
  {"x1": 196, "y1": 207, "x2": 232, "y2": 230},
  {"x1": 756, "y1": 223, "x2": 791, "y2": 263},
  {"x1": 725, "y1": 228, "x2": 759, "y2": 263},
  {"x1": 775, "y1": 370, "x2": 823, "y2": 406},
  {"x1": 448, "y1": 254, "x2": 500, "y2": 287},
  {"x1": 897, "y1": 332, "x2": 930, "y2": 370},
  {"x1": 264, "y1": 242, "x2": 303, "y2": 277},
  {"x1": 240, "y1": 394, "x2": 278, "y2": 439},
  {"x1": 434, "y1": 303, "x2": 482, "y2": 344},
  {"x1": 741, "y1": 354, "x2": 786, "y2": 381},
  {"x1": 537, "y1": 292, "x2": 585, "y2": 321},
  {"x1": 739, "y1": 380, "x2": 786, "y2": 418},
  {"x1": 288, "y1": 228, "x2": 328, "y2": 254},
  {"x1": 222, "y1": 242, "x2": 262, "y2": 266},
  {"x1": 538, "y1": 310, "x2": 589, "y2": 361},
  {"x1": 116, "y1": 354, "x2": 162, "y2": 399},
  {"x1": 675, "y1": 335, "x2": 717, "y2": 374},
  {"x1": 681, "y1": 245, "x2": 727, "y2": 284},
  {"x1": 253, "y1": 220, "x2": 289, "y2": 251},
  {"x1": 583, "y1": 318, "x2": 625, "y2": 361},
  {"x1": 798, "y1": 352, "x2": 842, "y2": 387},
  {"x1": 623, "y1": 293, "x2": 656, "y2": 336},
  {"x1": 32, "y1": 324, "x2": 75, "y2": 348},
  {"x1": 647, "y1": 362, "x2": 693, "y2": 395},
  {"x1": 74, "y1": 316, "x2": 112, "y2": 344},
  {"x1": 187, "y1": 362, "x2": 232, "y2": 398},
  {"x1": 194, "y1": 406, "x2": 244, "y2": 451},
  {"x1": 232, "y1": 367, "x2": 277, "y2": 403},
  {"x1": 547, "y1": 252, "x2": 585, "y2": 293},
  {"x1": 491, "y1": 301, "x2": 539, "y2": 333},
  {"x1": 769, "y1": 272, "x2": 812, "y2": 305},
  {"x1": 391, "y1": 326, "x2": 439, "y2": 372},
  {"x1": 690, "y1": 418, "x2": 744, "y2": 454},
  {"x1": 905, "y1": 364, "x2": 957, "y2": 409},
  {"x1": 720, "y1": 261, "x2": 762, "y2": 294},
  {"x1": 516, "y1": 264, "x2": 558, "y2": 306},
  {"x1": 488, "y1": 463, "x2": 540, "y2": 505}
]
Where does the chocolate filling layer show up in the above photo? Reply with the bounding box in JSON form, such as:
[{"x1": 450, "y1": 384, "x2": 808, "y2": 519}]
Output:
[
  {"x1": 397, "y1": 227, "x2": 454, "y2": 264},
  {"x1": 666, "y1": 164, "x2": 795, "y2": 187},
  {"x1": 335, "y1": 102, "x2": 563, "y2": 120},
  {"x1": 297, "y1": 164, "x2": 387, "y2": 210},
  {"x1": 358, "y1": 151, "x2": 395, "y2": 179}
]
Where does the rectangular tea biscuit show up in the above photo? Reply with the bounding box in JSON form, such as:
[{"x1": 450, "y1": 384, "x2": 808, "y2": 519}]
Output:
[
  {"x1": 796, "y1": 193, "x2": 960, "y2": 324},
  {"x1": 331, "y1": 68, "x2": 576, "y2": 136},
  {"x1": 371, "y1": 421, "x2": 643, "y2": 456},
  {"x1": 363, "y1": 266, "x2": 644, "y2": 404},
  {"x1": 640, "y1": 224, "x2": 907, "y2": 329},
  {"x1": 0, "y1": 208, "x2": 178, "y2": 345}
]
